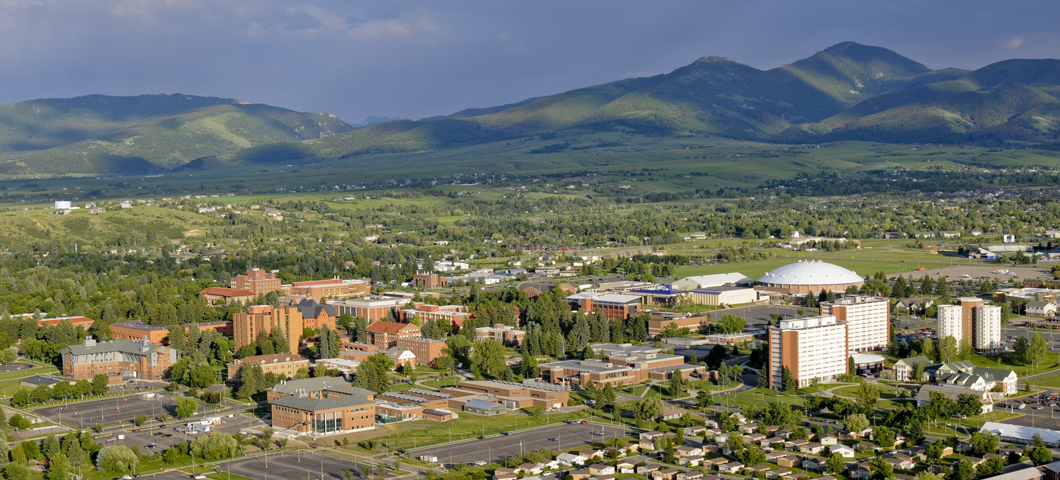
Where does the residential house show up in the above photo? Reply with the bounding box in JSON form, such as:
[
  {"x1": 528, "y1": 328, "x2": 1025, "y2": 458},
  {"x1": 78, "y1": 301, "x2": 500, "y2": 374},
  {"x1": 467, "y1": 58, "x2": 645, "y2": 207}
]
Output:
[
  {"x1": 638, "y1": 464, "x2": 663, "y2": 475},
  {"x1": 654, "y1": 469, "x2": 681, "y2": 480},
  {"x1": 831, "y1": 444, "x2": 856, "y2": 458},
  {"x1": 801, "y1": 443, "x2": 826, "y2": 455},
  {"x1": 677, "y1": 471, "x2": 704, "y2": 480},
  {"x1": 820, "y1": 435, "x2": 838, "y2": 446},
  {"x1": 767, "y1": 469, "x2": 793, "y2": 479},
  {"x1": 893, "y1": 356, "x2": 941, "y2": 382},
  {"x1": 935, "y1": 360, "x2": 1018, "y2": 394},
  {"x1": 616, "y1": 460, "x2": 635, "y2": 474},
  {"x1": 678, "y1": 456, "x2": 704, "y2": 467},
  {"x1": 916, "y1": 385, "x2": 994, "y2": 414},
  {"x1": 776, "y1": 456, "x2": 800, "y2": 468},
  {"x1": 557, "y1": 453, "x2": 587, "y2": 467},
  {"x1": 589, "y1": 464, "x2": 615, "y2": 476},
  {"x1": 1027, "y1": 301, "x2": 1058, "y2": 318},
  {"x1": 718, "y1": 462, "x2": 745, "y2": 474}
]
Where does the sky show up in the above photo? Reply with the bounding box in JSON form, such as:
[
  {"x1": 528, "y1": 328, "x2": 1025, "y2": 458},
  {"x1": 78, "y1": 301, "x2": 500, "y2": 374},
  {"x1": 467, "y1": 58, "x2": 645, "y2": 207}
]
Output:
[{"x1": 2, "y1": 1, "x2": 1059, "y2": 124}]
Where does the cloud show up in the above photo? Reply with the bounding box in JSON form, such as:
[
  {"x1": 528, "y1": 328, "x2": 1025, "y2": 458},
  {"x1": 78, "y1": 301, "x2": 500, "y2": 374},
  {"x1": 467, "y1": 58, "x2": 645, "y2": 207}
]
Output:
[{"x1": 1004, "y1": 36, "x2": 1024, "y2": 49}]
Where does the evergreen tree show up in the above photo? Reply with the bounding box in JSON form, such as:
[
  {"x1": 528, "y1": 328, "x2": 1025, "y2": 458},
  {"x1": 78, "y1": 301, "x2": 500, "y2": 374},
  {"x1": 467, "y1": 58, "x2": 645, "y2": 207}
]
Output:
[
  {"x1": 186, "y1": 322, "x2": 201, "y2": 350},
  {"x1": 65, "y1": 440, "x2": 85, "y2": 467},
  {"x1": 272, "y1": 327, "x2": 290, "y2": 354},
  {"x1": 43, "y1": 433, "x2": 60, "y2": 460},
  {"x1": 804, "y1": 294, "x2": 817, "y2": 309},
  {"x1": 236, "y1": 365, "x2": 264, "y2": 400},
  {"x1": 317, "y1": 325, "x2": 339, "y2": 359},
  {"x1": 781, "y1": 366, "x2": 797, "y2": 392},
  {"x1": 521, "y1": 351, "x2": 539, "y2": 378},
  {"x1": 167, "y1": 325, "x2": 187, "y2": 351},
  {"x1": 45, "y1": 453, "x2": 69, "y2": 480}
]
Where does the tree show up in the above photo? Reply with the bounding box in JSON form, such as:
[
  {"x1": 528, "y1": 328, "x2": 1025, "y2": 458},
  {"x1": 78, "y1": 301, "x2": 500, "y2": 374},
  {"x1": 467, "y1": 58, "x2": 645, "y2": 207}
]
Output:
[
  {"x1": 951, "y1": 459, "x2": 975, "y2": 480},
  {"x1": 825, "y1": 452, "x2": 845, "y2": 475},
  {"x1": 739, "y1": 444, "x2": 766, "y2": 467},
  {"x1": 96, "y1": 445, "x2": 139, "y2": 473},
  {"x1": 3, "y1": 462, "x2": 29, "y2": 480},
  {"x1": 874, "y1": 425, "x2": 896, "y2": 449},
  {"x1": 696, "y1": 389, "x2": 713, "y2": 410},
  {"x1": 669, "y1": 370, "x2": 685, "y2": 397},
  {"x1": 66, "y1": 440, "x2": 85, "y2": 467},
  {"x1": 598, "y1": 383, "x2": 617, "y2": 411},
  {"x1": 905, "y1": 419, "x2": 925, "y2": 446},
  {"x1": 634, "y1": 397, "x2": 663, "y2": 425},
  {"x1": 976, "y1": 457, "x2": 1005, "y2": 477},
  {"x1": 926, "y1": 442, "x2": 943, "y2": 465},
  {"x1": 175, "y1": 397, "x2": 198, "y2": 420},
  {"x1": 92, "y1": 374, "x2": 109, "y2": 395},
  {"x1": 1029, "y1": 332, "x2": 1050, "y2": 371},
  {"x1": 781, "y1": 366, "x2": 796, "y2": 392},
  {"x1": 470, "y1": 339, "x2": 507, "y2": 378},
  {"x1": 167, "y1": 325, "x2": 187, "y2": 351},
  {"x1": 868, "y1": 454, "x2": 893, "y2": 480},
  {"x1": 433, "y1": 355, "x2": 455, "y2": 372},
  {"x1": 1029, "y1": 445, "x2": 1053, "y2": 465},
  {"x1": 939, "y1": 336, "x2": 958, "y2": 363},
  {"x1": 43, "y1": 433, "x2": 60, "y2": 459},
  {"x1": 272, "y1": 326, "x2": 290, "y2": 354},
  {"x1": 261, "y1": 428, "x2": 274, "y2": 451},
  {"x1": 354, "y1": 353, "x2": 394, "y2": 394},
  {"x1": 317, "y1": 325, "x2": 340, "y2": 359},
  {"x1": 855, "y1": 383, "x2": 880, "y2": 412},
  {"x1": 844, "y1": 413, "x2": 869, "y2": 435},
  {"x1": 236, "y1": 365, "x2": 264, "y2": 400},
  {"x1": 521, "y1": 351, "x2": 539, "y2": 378},
  {"x1": 718, "y1": 315, "x2": 747, "y2": 334},
  {"x1": 134, "y1": 414, "x2": 148, "y2": 427},
  {"x1": 8, "y1": 414, "x2": 29, "y2": 431},
  {"x1": 920, "y1": 338, "x2": 935, "y2": 361},
  {"x1": 45, "y1": 453, "x2": 70, "y2": 480}
]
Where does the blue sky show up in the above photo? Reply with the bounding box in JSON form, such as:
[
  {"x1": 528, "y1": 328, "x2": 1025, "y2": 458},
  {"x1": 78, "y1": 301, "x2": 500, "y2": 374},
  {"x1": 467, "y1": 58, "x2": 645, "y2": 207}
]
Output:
[{"x1": 3, "y1": 1, "x2": 1058, "y2": 123}]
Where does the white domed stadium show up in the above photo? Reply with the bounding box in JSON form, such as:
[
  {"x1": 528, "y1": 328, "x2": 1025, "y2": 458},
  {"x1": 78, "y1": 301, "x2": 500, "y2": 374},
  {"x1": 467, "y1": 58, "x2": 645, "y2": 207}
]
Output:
[{"x1": 756, "y1": 260, "x2": 865, "y2": 294}]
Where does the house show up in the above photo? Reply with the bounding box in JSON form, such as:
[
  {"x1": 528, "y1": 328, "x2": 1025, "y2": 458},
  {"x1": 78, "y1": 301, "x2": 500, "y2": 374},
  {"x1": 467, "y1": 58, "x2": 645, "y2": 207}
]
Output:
[
  {"x1": 831, "y1": 444, "x2": 856, "y2": 458},
  {"x1": 493, "y1": 468, "x2": 517, "y2": 480},
  {"x1": 518, "y1": 464, "x2": 543, "y2": 475},
  {"x1": 718, "y1": 462, "x2": 745, "y2": 473},
  {"x1": 848, "y1": 464, "x2": 872, "y2": 480},
  {"x1": 739, "y1": 423, "x2": 759, "y2": 434},
  {"x1": 659, "y1": 405, "x2": 687, "y2": 421},
  {"x1": 763, "y1": 437, "x2": 784, "y2": 448},
  {"x1": 579, "y1": 449, "x2": 604, "y2": 460},
  {"x1": 744, "y1": 464, "x2": 771, "y2": 475},
  {"x1": 800, "y1": 443, "x2": 826, "y2": 454},
  {"x1": 678, "y1": 456, "x2": 704, "y2": 467},
  {"x1": 654, "y1": 468, "x2": 681, "y2": 480},
  {"x1": 856, "y1": 441, "x2": 878, "y2": 452},
  {"x1": 935, "y1": 360, "x2": 1018, "y2": 394},
  {"x1": 589, "y1": 464, "x2": 615, "y2": 475},
  {"x1": 557, "y1": 453, "x2": 588, "y2": 466},
  {"x1": 893, "y1": 355, "x2": 941, "y2": 381},
  {"x1": 616, "y1": 460, "x2": 635, "y2": 473},
  {"x1": 638, "y1": 463, "x2": 663, "y2": 475},
  {"x1": 683, "y1": 425, "x2": 706, "y2": 437},
  {"x1": 803, "y1": 458, "x2": 824, "y2": 472},
  {"x1": 569, "y1": 470, "x2": 592, "y2": 480},
  {"x1": 677, "y1": 471, "x2": 704, "y2": 480},
  {"x1": 1027, "y1": 301, "x2": 1058, "y2": 318},
  {"x1": 776, "y1": 456, "x2": 800, "y2": 468},
  {"x1": 675, "y1": 445, "x2": 702, "y2": 458},
  {"x1": 767, "y1": 469, "x2": 792, "y2": 479},
  {"x1": 820, "y1": 435, "x2": 838, "y2": 446},
  {"x1": 893, "y1": 298, "x2": 936, "y2": 316}
]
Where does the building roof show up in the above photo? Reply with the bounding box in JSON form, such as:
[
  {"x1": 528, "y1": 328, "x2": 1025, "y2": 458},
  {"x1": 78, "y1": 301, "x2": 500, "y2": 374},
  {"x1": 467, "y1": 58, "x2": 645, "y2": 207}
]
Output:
[
  {"x1": 757, "y1": 260, "x2": 863, "y2": 286},
  {"x1": 365, "y1": 321, "x2": 418, "y2": 334},
  {"x1": 199, "y1": 287, "x2": 255, "y2": 297},
  {"x1": 294, "y1": 299, "x2": 336, "y2": 319},
  {"x1": 982, "y1": 422, "x2": 1060, "y2": 446},
  {"x1": 112, "y1": 320, "x2": 168, "y2": 331},
  {"x1": 236, "y1": 353, "x2": 308, "y2": 365},
  {"x1": 915, "y1": 385, "x2": 990, "y2": 404},
  {"x1": 270, "y1": 377, "x2": 371, "y2": 396},
  {"x1": 66, "y1": 336, "x2": 166, "y2": 357},
  {"x1": 675, "y1": 273, "x2": 752, "y2": 289},
  {"x1": 465, "y1": 399, "x2": 504, "y2": 410},
  {"x1": 850, "y1": 354, "x2": 886, "y2": 364},
  {"x1": 564, "y1": 291, "x2": 642, "y2": 305},
  {"x1": 270, "y1": 391, "x2": 372, "y2": 412}
]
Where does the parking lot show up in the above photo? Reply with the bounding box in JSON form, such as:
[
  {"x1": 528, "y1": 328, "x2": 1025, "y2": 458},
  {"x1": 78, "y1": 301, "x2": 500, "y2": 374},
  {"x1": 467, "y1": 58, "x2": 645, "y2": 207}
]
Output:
[
  {"x1": 412, "y1": 422, "x2": 625, "y2": 466},
  {"x1": 36, "y1": 392, "x2": 179, "y2": 429},
  {"x1": 224, "y1": 451, "x2": 367, "y2": 480},
  {"x1": 0, "y1": 362, "x2": 35, "y2": 373}
]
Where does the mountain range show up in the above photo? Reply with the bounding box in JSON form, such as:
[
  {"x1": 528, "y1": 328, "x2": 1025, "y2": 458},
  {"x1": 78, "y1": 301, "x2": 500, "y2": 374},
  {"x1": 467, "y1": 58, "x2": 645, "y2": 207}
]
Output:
[{"x1": 5, "y1": 42, "x2": 1060, "y2": 175}]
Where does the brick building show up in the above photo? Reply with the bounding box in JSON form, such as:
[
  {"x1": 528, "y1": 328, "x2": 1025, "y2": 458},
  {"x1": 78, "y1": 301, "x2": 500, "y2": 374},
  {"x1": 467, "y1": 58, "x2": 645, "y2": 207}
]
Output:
[
  {"x1": 395, "y1": 337, "x2": 446, "y2": 366},
  {"x1": 287, "y1": 278, "x2": 370, "y2": 301},
  {"x1": 331, "y1": 296, "x2": 408, "y2": 321},
  {"x1": 365, "y1": 321, "x2": 421, "y2": 348},
  {"x1": 475, "y1": 324, "x2": 526, "y2": 346},
  {"x1": 413, "y1": 273, "x2": 448, "y2": 289},
  {"x1": 564, "y1": 292, "x2": 642, "y2": 320},
  {"x1": 37, "y1": 316, "x2": 96, "y2": 329},
  {"x1": 111, "y1": 320, "x2": 233, "y2": 345},
  {"x1": 232, "y1": 269, "x2": 283, "y2": 296},
  {"x1": 199, "y1": 287, "x2": 256, "y2": 306},
  {"x1": 268, "y1": 378, "x2": 376, "y2": 437},
  {"x1": 62, "y1": 336, "x2": 178, "y2": 382},
  {"x1": 234, "y1": 300, "x2": 336, "y2": 354},
  {"x1": 226, "y1": 353, "x2": 310, "y2": 380},
  {"x1": 401, "y1": 303, "x2": 472, "y2": 328}
]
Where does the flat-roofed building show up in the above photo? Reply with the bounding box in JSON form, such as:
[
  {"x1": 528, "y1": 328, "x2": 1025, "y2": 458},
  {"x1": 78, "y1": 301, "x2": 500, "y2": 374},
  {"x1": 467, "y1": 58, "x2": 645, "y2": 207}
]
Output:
[
  {"x1": 36, "y1": 316, "x2": 95, "y2": 329},
  {"x1": 331, "y1": 296, "x2": 408, "y2": 321},
  {"x1": 689, "y1": 287, "x2": 760, "y2": 306},
  {"x1": 441, "y1": 380, "x2": 570, "y2": 410},
  {"x1": 767, "y1": 316, "x2": 848, "y2": 389},
  {"x1": 542, "y1": 360, "x2": 636, "y2": 387},
  {"x1": 234, "y1": 305, "x2": 303, "y2": 354},
  {"x1": 975, "y1": 305, "x2": 1002, "y2": 352},
  {"x1": 111, "y1": 320, "x2": 234, "y2": 345},
  {"x1": 671, "y1": 273, "x2": 753, "y2": 291},
  {"x1": 475, "y1": 324, "x2": 526, "y2": 346},
  {"x1": 564, "y1": 291, "x2": 642, "y2": 320},
  {"x1": 819, "y1": 295, "x2": 889, "y2": 352},
  {"x1": 938, "y1": 304, "x2": 963, "y2": 343},
  {"x1": 267, "y1": 378, "x2": 376, "y2": 436},
  {"x1": 287, "y1": 278, "x2": 370, "y2": 301},
  {"x1": 62, "y1": 336, "x2": 178, "y2": 381},
  {"x1": 199, "y1": 287, "x2": 256, "y2": 306},
  {"x1": 395, "y1": 337, "x2": 446, "y2": 366},
  {"x1": 365, "y1": 321, "x2": 421, "y2": 348},
  {"x1": 401, "y1": 303, "x2": 472, "y2": 328},
  {"x1": 227, "y1": 353, "x2": 309, "y2": 380},
  {"x1": 233, "y1": 269, "x2": 283, "y2": 296},
  {"x1": 646, "y1": 311, "x2": 709, "y2": 337}
]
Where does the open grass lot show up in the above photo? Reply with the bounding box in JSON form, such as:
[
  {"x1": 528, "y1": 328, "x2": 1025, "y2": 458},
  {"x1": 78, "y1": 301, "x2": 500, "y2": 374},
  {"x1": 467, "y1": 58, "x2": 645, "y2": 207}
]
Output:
[{"x1": 419, "y1": 376, "x2": 460, "y2": 390}]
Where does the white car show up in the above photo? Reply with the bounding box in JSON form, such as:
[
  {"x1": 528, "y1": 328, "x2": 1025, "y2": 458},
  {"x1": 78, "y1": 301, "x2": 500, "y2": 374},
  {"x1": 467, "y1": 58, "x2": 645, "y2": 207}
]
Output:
[{"x1": 193, "y1": 475, "x2": 207, "y2": 480}]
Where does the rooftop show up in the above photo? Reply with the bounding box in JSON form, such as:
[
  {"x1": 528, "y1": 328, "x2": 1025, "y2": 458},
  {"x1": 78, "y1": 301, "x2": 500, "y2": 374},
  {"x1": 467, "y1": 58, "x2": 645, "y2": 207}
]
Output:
[{"x1": 758, "y1": 260, "x2": 863, "y2": 286}]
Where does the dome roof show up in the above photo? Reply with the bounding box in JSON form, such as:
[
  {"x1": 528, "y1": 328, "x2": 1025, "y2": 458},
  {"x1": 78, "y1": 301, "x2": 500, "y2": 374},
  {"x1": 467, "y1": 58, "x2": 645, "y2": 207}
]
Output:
[{"x1": 757, "y1": 260, "x2": 864, "y2": 286}]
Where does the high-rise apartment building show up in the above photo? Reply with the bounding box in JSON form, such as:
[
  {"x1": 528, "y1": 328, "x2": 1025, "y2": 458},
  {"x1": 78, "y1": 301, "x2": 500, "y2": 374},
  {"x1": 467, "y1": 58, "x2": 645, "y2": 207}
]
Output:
[
  {"x1": 938, "y1": 304, "x2": 963, "y2": 342},
  {"x1": 937, "y1": 298, "x2": 1000, "y2": 352},
  {"x1": 767, "y1": 315, "x2": 848, "y2": 389},
  {"x1": 819, "y1": 295, "x2": 890, "y2": 352},
  {"x1": 974, "y1": 304, "x2": 1002, "y2": 352}
]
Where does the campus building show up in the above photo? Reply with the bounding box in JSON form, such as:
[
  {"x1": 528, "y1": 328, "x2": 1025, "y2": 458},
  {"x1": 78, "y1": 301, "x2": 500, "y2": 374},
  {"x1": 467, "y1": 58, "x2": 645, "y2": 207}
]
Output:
[
  {"x1": 226, "y1": 353, "x2": 310, "y2": 380},
  {"x1": 198, "y1": 287, "x2": 256, "y2": 306},
  {"x1": 475, "y1": 324, "x2": 526, "y2": 346},
  {"x1": 62, "y1": 336, "x2": 178, "y2": 382},
  {"x1": 564, "y1": 291, "x2": 642, "y2": 320},
  {"x1": 400, "y1": 303, "x2": 472, "y2": 328},
  {"x1": 365, "y1": 321, "x2": 421, "y2": 348},
  {"x1": 331, "y1": 296, "x2": 408, "y2": 321},
  {"x1": 541, "y1": 343, "x2": 702, "y2": 387},
  {"x1": 286, "y1": 278, "x2": 370, "y2": 301},
  {"x1": 268, "y1": 378, "x2": 376, "y2": 437},
  {"x1": 766, "y1": 316, "x2": 849, "y2": 389},
  {"x1": 233, "y1": 300, "x2": 337, "y2": 354},
  {"x1": 645, "y1": 311, "x2": 709, "y2": 337},
  {"x1": 232, "y1": 269, "x2": 283, "y2": 296},
  {"x1": 413, "y1": 273, "x2": 448, "y2": 289},
  {"x1": 755, "y1": 260, "x2": 864, "y2": 294},
  {"x1": 819, "y1": 295, "x2": 890, "y2": 352},
  {"x1": 395, "y1": 337, "x2": 447, "y2": 366},
  {"x1": 110, "y1": 320, "x2": 233, "y2": 345}
]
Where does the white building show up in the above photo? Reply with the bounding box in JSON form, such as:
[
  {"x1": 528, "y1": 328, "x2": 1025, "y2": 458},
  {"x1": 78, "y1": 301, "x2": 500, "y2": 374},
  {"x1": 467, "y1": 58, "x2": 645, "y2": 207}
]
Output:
[
  {"x1": 767, "y1": 316, "x2": 848, "y2": 389},
  {"x1": 54, "y1": 201, "x2": 72, "y2": 209},
  {"x1": 974, "y1": 305, "x2": 1002, "y2": 352},
  {"x1": 671, "y1": 273, "x2": 753, "y2": 291},
  {"x1": 937, "y1": 304, "x2": 963, "y2": 342},
  {"x1": 434, "y1": 261, "x2": 470, "y2": 272},
  {"x1": 819, "y1": 295, "x2": 889, "y2": 352}
]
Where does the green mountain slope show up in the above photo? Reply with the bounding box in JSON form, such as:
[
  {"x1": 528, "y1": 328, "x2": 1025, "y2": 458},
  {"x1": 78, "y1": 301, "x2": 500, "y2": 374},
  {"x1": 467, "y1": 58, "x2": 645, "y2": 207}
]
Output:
[{"x1": 0, "y1": 94, "x2": 352, "y2": 175}]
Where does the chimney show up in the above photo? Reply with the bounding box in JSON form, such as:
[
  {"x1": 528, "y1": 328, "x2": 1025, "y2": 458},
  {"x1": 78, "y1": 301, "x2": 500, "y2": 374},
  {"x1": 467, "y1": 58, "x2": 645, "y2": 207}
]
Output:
[{"x1": 84, "y1": 336, "x2": 96, "y2": 347}]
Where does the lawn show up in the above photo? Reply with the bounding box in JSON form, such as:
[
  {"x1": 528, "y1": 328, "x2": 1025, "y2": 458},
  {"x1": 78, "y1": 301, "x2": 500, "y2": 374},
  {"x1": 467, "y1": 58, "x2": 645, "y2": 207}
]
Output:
[
  {"x1": 1025, "y1": 371, "x2": 1060, "y2": 388},
  {"x1": 968, "y1": 351, "x2": 1060, "y2": 379},
  {"x1": 832, "y1": 384, "x2": 909, "y2": 399},
  {"x1": 419, "y1": 377, "x2": 461, "y2": 390}
]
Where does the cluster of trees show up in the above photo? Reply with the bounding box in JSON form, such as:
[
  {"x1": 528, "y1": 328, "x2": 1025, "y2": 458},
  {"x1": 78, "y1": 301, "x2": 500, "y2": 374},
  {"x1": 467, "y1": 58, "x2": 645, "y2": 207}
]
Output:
[
  {"x1": 11, "y1": 373, "x2": 110, "y2": 407},
  {"x1": 0, "y1": 427, "x2": 100, "y2": 480}
]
